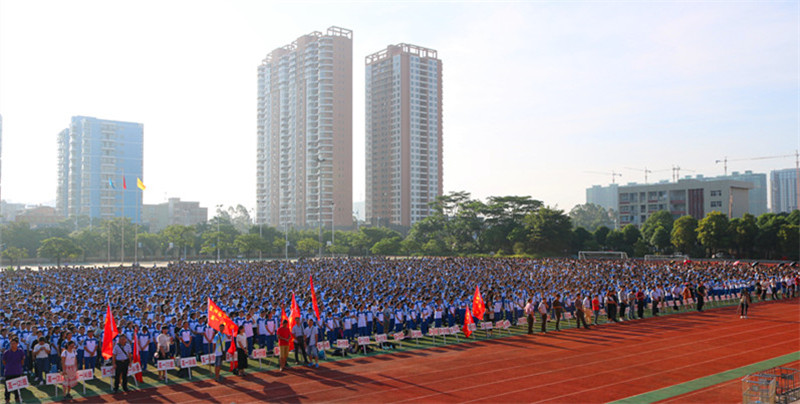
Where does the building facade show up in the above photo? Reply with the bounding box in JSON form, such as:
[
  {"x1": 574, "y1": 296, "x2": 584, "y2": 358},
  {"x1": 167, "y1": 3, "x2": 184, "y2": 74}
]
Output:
[
  {"x1": 618, "y1": 179, "x2": 753, "y2": 227},
  {"x1": 142, "y1": 198, "x2": 208, "y2": 233},
  {"x1": 704, "y1": 171, "x2": 767, "y2": 216},
  {"x1": 256, "y1": 26, "x2": 353, "y2": 229},
  {"x1": 57, "y1": 116, "x2": 144, "y2": 222},
  {"x1": 14, "y1": 206, "x2": 62, "y2": 228},
  {"x1": 365, "y1": 44, "x2": 443, "y2": 227},
  {"x1": 770, "y1": 168, "x2": 799, "y2": 213},
  {"x1": 586, "y1": 183, "x2": 619, "y2": 212}
]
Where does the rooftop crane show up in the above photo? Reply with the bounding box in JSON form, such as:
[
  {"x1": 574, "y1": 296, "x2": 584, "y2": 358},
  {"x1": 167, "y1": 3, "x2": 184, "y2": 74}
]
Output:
[
  {"x1": 624, "y1": 167, "x2": 671, "y2": 184},
  {"x1": 715, "y1": 152, "x2": 798, "y2": 176},
  {"x1": 585, "y1": 170, "x2": 622, "y2": 184}
]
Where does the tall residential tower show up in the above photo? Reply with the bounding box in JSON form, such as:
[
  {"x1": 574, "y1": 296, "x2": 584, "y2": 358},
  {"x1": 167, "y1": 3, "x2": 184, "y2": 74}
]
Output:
[
  {"x1": 56, "y1": 116, "x2": 144, "y2": 222},
  {"x1": 365, "y1": 44, "x2": 443, "y2": 227},
  {"x1": 256, "y1": 26, "x2": 353, "y2": 229}
]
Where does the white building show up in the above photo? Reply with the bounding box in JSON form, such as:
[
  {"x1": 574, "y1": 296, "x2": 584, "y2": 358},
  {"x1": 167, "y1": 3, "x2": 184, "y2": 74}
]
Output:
[
  {"x1": 770, "y1": 168, "x2": 799, "y2": 213},
  {"x1": 365, "y1": 44, "x2": 443, "y2": 227},
  {"x1": 618, "y1": 179, "x2": 753, "y2": 227},
  {"x1": 256, "y1": 27, "x2": 353, "y2": 229}
]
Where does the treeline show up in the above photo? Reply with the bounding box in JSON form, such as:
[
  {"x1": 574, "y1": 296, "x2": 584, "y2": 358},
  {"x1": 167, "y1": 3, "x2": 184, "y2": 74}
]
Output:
[{"x1": 1, "y1": 193, "x2": 798, "y2": 265}]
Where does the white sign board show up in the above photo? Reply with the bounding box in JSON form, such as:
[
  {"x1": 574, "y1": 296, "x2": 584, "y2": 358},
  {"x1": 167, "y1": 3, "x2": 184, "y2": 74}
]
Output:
[
  {"x1": 101, "y1": 366, "x2": 115, "y2": 378},
  {"x1": 200, "y1": 354, "x2": 215, "y2": 365},
  {"x1": 252, "y1": 348, "x2": 267, "y2": 359},
  {"x1": 5, "y1": 376, "x2": 29, "y2": 392},
  {"x1": 76, "y1": 369, "x2": 94, "y2": 382},
  {"x1": 157, "y1": 359, "x2": 176, "y2": 371},
  {"x1": 335, "y1": 339, "x2": 350, "y2": 349},
  {"x1": 46, "y1": 373, "x2": 64, "y2": 386},
  {"x1": 357, "y1": 336, "x2": 371, "y2": 346},
  {"x1": 375, "y1": 334, "x2": 388, "y2": 343},
  {"x1": 129, "y1": 362, "x2": 142, "y2": 375},
  {"x1": 392, "y1": 332, "x2": 404, "y2": 341},
  {"x1": 180, "y1": 357, "x2": 198, "y2": 368}
]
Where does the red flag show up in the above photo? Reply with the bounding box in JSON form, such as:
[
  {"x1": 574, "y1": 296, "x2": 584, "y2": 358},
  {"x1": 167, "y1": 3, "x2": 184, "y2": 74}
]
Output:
[
  {"x1": 310, "y1": 276, "x2": 321, "y2": 322},
  {"x1": 101, "y1": 303, "x2": 119, "y2": 360},
  {"x1": 131, "y1": 327, "x2": 143, "y2": 383},
  {"x1": 206, "y1": 298, "x2": 238, "y2": 356},
  {"x1": 280, "y1": 304, "x2": 294, "y2": 351},
  {"x1": 472, "y1": 286, "x2": 486, "y2": 321},
  {"x1": 123, "y1": 176, "x2": 127, "y2": 190},
  {"x1": 289, "y1": 293, "x2": 302, "y2": 351},
  {"x1": 463, "y1": 308, "x2": 474, "y2": 338}
]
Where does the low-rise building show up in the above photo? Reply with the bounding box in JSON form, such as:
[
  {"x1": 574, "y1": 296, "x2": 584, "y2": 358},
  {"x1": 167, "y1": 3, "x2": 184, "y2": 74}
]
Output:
[
  {"x1": 618, "y1": 179, "x2": 753, "y2": 227},
  {"x1": 142, "y1": 198, "x2": 207, "y2": 232}
]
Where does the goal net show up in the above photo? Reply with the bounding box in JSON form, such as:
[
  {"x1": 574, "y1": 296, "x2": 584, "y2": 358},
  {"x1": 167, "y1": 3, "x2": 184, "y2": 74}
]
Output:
[
  {"x1": 578, "y1": 251, "x2": 628, "y2": 260},
  {"x1": 644, "y1": 254, "x2": 689, "y2": 262}
]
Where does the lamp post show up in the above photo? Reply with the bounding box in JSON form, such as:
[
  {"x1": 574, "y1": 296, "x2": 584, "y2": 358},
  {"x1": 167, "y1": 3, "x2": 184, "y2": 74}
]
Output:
[
  {"x1": 216, "y1": 204, "x2": 222, "y2": 262},
  {"x1": 317, "y1": 156, "x2": 325, "y2": 258}
]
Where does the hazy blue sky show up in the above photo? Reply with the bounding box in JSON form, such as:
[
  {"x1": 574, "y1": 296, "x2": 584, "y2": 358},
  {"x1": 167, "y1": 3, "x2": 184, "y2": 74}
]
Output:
[{"x1": 0, "y1": 0, "x2": 797, "y2": 215}]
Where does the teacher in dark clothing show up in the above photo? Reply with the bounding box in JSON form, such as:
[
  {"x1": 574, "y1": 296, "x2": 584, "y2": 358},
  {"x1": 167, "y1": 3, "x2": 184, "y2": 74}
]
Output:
[{"x1": 2, "y1": 339, "x2": 25, "y2": 403}]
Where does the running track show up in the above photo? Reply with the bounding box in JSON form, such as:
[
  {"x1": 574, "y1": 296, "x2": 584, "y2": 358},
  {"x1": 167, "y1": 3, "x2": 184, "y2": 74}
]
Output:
[{"x1": 74, "y1": 299, "x2": 800, "y2": 403}]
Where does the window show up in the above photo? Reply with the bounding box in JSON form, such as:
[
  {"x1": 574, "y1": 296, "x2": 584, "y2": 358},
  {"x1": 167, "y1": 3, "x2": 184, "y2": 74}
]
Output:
[
  {"x1": 710, "y1": 190, "x2": 722, "y2": 197},
  {"x1": 710, "y1": 201, "x2": 722, "y2": 208}
]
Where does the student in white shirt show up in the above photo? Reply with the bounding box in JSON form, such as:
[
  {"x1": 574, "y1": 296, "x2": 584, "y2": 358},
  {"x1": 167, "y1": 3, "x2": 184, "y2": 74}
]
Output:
[{"x1": 304, "y1": 319, "x2": 320, "y2": 368}]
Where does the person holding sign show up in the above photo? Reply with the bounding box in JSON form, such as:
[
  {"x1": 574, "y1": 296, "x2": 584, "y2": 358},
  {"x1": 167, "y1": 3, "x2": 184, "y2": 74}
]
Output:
[
  {"x1": 59, "y1": 340, "x2": 78, "y2": 400},
  {"x1": 234, "y1": 327, "x2": 248, "y2": 377},
  {"x1": 2, "y1": 339, "x2": 25, "y2": 403},
  {"x1": 112, "y1": 334, "x2": 133, "y2": 393}
]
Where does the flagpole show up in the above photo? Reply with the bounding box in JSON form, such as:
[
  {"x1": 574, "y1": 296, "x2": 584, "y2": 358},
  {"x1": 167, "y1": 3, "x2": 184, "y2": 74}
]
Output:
[{"x1": 134, "y1": 181, "x2": 139, "y2": 266}]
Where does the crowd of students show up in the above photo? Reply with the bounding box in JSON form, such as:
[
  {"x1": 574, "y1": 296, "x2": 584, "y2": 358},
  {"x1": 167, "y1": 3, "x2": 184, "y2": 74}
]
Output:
[{"x1": 0, "y1": 257, "x2": 797, "y2": 400}]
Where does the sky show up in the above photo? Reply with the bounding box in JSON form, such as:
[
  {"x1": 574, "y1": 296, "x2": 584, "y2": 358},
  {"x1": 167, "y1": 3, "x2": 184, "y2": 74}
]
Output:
[{"x1": 0, "y1": 0, "x2": 797, "y2": 216}]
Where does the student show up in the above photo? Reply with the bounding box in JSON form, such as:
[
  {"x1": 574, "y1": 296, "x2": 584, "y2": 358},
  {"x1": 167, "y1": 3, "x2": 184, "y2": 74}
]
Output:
[
  {"x1": 32, "y1": 337, "x2": 51, "y2": 385},
  {"x1": 235, "y1": 327, "x2": 248, "y2": 377},
  {"x1": 212, "y1": 324, "x2": 227, "y2": 382},
  {"x1": 305, "y1": 319, "x2": 320, "y2": 368},
  {"x1": 265, "y1": 310, "x2": 277, "y2": 356},
  {"x1": 156, "y1": 326, "x2": 172, "y2": 380},
  {"x1": 538, "y1": 299, "x2": 548, "y2": 334},
  {"x1": 137, "y1": 327, "x2": 151, "y2": 372},
  {"x1": 83, "y1": 329, "x2": 98, "y2": 371},
  {"x1": 243, "y1": 312, "x2": 255, "y2": 355},
  {"x1": 60, "y1": 340, "x2": 78, "y2": 400}
]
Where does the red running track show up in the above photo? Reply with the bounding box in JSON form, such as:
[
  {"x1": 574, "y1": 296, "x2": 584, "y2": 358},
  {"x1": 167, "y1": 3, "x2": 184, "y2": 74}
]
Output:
[{"x1": 75, "y1": 299, "x2": 800, "y2": 403}]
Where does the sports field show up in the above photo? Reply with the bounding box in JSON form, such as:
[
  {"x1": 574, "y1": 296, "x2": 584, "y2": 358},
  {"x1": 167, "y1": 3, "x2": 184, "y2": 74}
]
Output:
[{"x1": 33, "y1": 297, "x2": 794, "y2": 404}]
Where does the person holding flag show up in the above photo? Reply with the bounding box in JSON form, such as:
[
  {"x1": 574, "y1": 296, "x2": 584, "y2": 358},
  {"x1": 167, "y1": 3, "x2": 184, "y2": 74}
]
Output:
[
  {"x1": 112, "y1": 334, "x2": 133, "y2": 393},
  {"x1": 207, "y1": 298, "x2": 238, "y2": 380},
  {"x1": 131, "y1": 327, "x2": 144, "y2": 384},
  {"x1": 276, "y1": 319, "x2": 291, "y2": 372},
  {"x1": 212, "y1": 323, "x2": 227, "y2": 382}
]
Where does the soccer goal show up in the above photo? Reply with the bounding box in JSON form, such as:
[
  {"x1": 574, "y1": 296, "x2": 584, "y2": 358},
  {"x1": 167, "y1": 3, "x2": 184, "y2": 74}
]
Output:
[
  {"x1": 578, "y1": 251, "x2": 628, "y2": 260},
  {"x1": 644, "y1": 254, "x2": 689, "y2": 262}
]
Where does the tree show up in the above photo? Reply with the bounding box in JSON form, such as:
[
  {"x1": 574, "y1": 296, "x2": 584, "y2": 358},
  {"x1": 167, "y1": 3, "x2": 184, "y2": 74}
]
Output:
[
  {"x1": 38, "y1": 237, "x2": 81, "y2": 266},
  {"x1": 568, "y1": 203, "x2": 615, "y2": 232},
  {"x1": 650, "y1": 226, "x2": 671, "y2": 253},
  {"x1": 571, "y1": 227, "x2": 595, "y2": 252},
  {"x1": 594, "y1": 226, "x2": 611, "y2": 248},
  {"x1": 754, "y1": 213, "x2": 786, "y2": 259},
  {"x1": 697, "y1": 211, "x2": 730, "y2": 256},
  {"x1": 641, "y1": 210, "x2": 674, "y2": 244},
  {"x1": 729, "y1": 214, "x2": 757, "y2": 258},
  {"x1": 1, "y1": 246, "x2": 27, "y2": 266},
  {"x1": 605, "y1": 230, "x2": 626, "y2": 251},
  {"x1": 671, "y1": 215, "x2": 698, "y2": 255},
  {"x1": 524, "y1": 206, "x2": 572, "y2": 255},
  {"x1": 137, "y1": 233, "x2": 164, "y2": 260},
  {"x1": 199, "y1": 231, "x2": 234, "y2": 258},
  {"x1": 481, "y1": 195, "x2": 541, "y2": 254},
  {"x1": 371, "y1": 237, "x2": 402, "y2": 256},
  {"x1": 296, "y1": 238, "x2": 321, "y2": 256},
  {"x1": 70, "y1": 228, "x2": 105, "y2": 261},
  {"x1": 622, "y1": 224, "x2": 641, "y2": 247},
  {"x1": 161, "y1": 225, "x2": 195, "y2": 259},
  {"x1": 234, "y1": 234, "x2": 266, "y2": 258},
  {"x1": 778, "y1": 224, "x2": 799, "y2": 260}
]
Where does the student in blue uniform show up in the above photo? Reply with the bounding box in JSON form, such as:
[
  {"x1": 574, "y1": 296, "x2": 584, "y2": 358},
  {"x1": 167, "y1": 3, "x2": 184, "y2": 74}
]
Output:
[
  {"x1": 83, "y1": 329, "x2": 99, "y2": 371},
  {"x1": 137, "y1": 327, "x2": 151, "y2": 371}
]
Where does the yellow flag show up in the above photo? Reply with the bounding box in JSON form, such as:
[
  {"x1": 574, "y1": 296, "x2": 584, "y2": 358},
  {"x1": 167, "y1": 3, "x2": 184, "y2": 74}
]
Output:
[{"x1": 137, "y1": 177, "x2": 146, "y2": 191}]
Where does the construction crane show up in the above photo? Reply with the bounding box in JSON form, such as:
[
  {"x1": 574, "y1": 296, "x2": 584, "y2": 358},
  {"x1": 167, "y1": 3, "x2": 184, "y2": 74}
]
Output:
[
  {"x1": 715, "y1": 152, "x2": 798, "y2": 176},
  {"x1": 585, "y1": 170, "x2": 622, "y2": 184},
  {"x1": 672, "y1": 166, "x2": 695, "y2": 182},
  {"x1": 624, "y1": 167, "x2": 670, "y2": 184}
]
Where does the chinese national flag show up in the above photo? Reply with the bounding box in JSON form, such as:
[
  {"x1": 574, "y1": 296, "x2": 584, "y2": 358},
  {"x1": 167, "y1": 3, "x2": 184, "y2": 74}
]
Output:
[
  {"x1": 280, "y1": 304, "x2": 293, "y2": 351},
  {"x1": 132, "y1": 327, "x2": 143, "y2": 383},
  {"x1": 463, "y1": 308, "x2": 474, "y2": 338},
  {"x1": 101, "y1": 303, "x2": 119, "y2": 360},
  {"x1": 472, "y1": 286, "x2": 486, "y2": 321},
  {"x1": 289, "y1": 293, "x2": 302, "y2": 351},
  {"x1": 310, "y1": 276, "x2": 321, "y2": 322},
  {"x1": 206, "y1": 298, "x2": 238, "y2": 354},
  {"x1": 123, "y1": 176, "x2": 127, "y2": 190}
]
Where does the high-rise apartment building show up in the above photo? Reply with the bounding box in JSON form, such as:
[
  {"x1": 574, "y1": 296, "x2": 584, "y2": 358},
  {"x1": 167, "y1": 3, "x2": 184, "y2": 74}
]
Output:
[
  {"x1": 365, "y1": 44, "x2": 443, "y2": 227},
  {"x1": 256, "y1": 26, "x2": 353, "y2": 229},
  {"x1": 57, "y1": 116, "x2": 144, "y2": 222},
  {"x1": 770, "y1": 168, "x2": 799, "y2": 213},
  {"x1": 0, "y1": 114, "x2": 3, "y2": 204}
]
